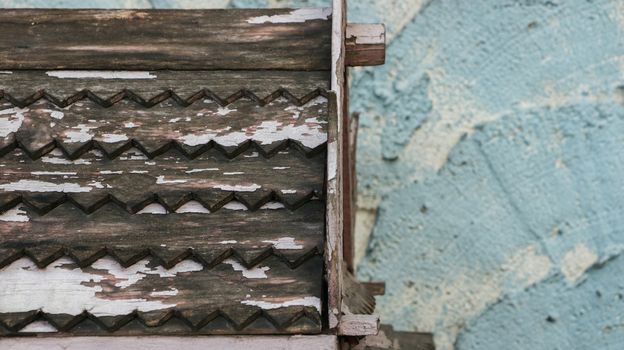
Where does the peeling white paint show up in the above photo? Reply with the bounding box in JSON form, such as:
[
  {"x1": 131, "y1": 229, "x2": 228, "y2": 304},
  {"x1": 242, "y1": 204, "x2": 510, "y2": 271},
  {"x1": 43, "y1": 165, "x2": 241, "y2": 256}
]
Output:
[
  {"x1": 219, "y1": 240, "x2": 237, "y2": 244},
  {"x1": 41, "y1": 149, "x2": 92, "y2": 165},
  {"x1": 130, "y1": 170, "x2": 148, "y2": 174},
  {"x1": 99, "y1": 170, "x2": 123, "y2": 175},
  {"x1": 224, "y1": 172, "x2": 244, "y2": 175},
  {"x1": 168, "y1": 117, "x2": 181, "y2": 123},
  {"x1": 0, "y1": 107, "x2": 28, "y2": 137},
  {"x1": 0, "y1": 206, "x2": 29, "y2": 222},
  {"x1": 327, "y1": 141, "x2": 337, "y2": 181},
  {"x1": 214, "y1": 184, "x2": 261, "y2": 192},
  {"x1": 46, "y1": 71, "x2": 157, "y2": 80},
  {"x1": 31, "y1": 171, "x2": 77, "y2": 176},
  {"x1": 241, "y1": 296, "x2": 321, "y2": 313},
  {"x1": 185, "y1": 168, "x2": 219, "y2": 174},
  {"x1": 0, "y1": 179, "x2": 91, "y2": 193},
  {"x1": 262, "y1": 237, "x2": 303, "y2": 250},
  {"x1": 176, "y1": 201, "x2": 210, "y2": 214},
  {"x1": 156, "y1": 176, "x2": 187, "y2": 184},
  {"x1": 180, "y1": 118, "x2": 327, "y2": 149},
  {"x1": 0, "y1": 71, "x2": 12, "y2": 75},
  {"x1": 100, "y1": 133, "x2": 129, "y2": 143},
  {"x1": 19, "y1": 320, "x2": 57, "y2": 333},
  {"x1": 217, "y1": 106, "x2": 237, "y2": 116},
  {"x1": 281, "y1": 189, "x2": 298, "y2": 194},
  {"x1": 247, "y1": 8, "x2": 331, "y2": 24},
  {"x1": 224, "y1": 259, "x2": 269, "y2": 279},
  {"x1": 49, "y1": 110, "x2": 64, "y2": 120},
  {"x1": 561, "y1": 243, "x2": 598, "y2": 283},
  {"x1": 260, "y1": 202, "x2": 286, "y2": 210},
  {"x1": 64, "y1": 124, "x2": 95, "y2": 143},
  {"x1": 0, "y1": 258, "x2": 190, "y2": 316},
  {"x1": 137, "y1": 203, "x2": 168, "y2": 215},
  {"x1": 273, "y1": 167, "x2": 290, "y2": 170},
  {"x1": 124, "y1": 122, "x2": 138, "y2": 128},
  {"x1": 150, "y1": 288, "x2": 179, "y2": 297},
  {"x1": 222, "y1": 201, "x2": 248, "y2": 211}
]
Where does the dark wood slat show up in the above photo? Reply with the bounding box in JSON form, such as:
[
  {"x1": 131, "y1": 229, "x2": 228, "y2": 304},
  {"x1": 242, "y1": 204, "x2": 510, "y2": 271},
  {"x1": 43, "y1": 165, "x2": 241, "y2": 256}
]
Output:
[
  {"x1": 0, "y1": 255, "x2": 323, "y2": 335},
  {"x1": 0, "y1": 147, "x2": 325, "y2": 213},
  {"x1": 0, "y1": 200, "x2": 324, "y2": 268},
  {"x1": 0, "y1": 9, "x2": 332, "y2": 70}
]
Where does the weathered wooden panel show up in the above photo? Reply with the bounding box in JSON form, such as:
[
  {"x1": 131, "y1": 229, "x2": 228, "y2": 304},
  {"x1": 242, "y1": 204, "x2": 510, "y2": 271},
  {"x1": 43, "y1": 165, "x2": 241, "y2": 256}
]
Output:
[
  {"x1": 0, "y1": 70, "x2": 329, "y2": 104},
  {"x1": 0, "y1": 201, "x2": 324, "y2": 268},
  {"x1": 0, "y1": 9, "x2": 332, "y2": 70},
  {"x1": 0, "y1": 255, "x2": 323, "y2": 335},
  {"x1": 0, "y1": 71, "x2": 329, "y2": 158},
  {"x1": 0, "y1": 147, "x2": 324, "y2": 213}
]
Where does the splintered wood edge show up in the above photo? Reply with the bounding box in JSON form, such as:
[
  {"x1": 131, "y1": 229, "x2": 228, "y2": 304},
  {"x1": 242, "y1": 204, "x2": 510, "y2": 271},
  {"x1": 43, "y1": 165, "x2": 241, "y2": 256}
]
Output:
[
  {"x1": 327, "y1": 0, "x2": 347, "y2": 332},
  {"x1": 0, "y1": 336, "x2": 338, "y2": 350},
  {"x1": 337, "y1": 314, "x2": 380, "y2": 336},
  {"x1": 345, "y1": 23, "x2": 386, "y2": 66}
]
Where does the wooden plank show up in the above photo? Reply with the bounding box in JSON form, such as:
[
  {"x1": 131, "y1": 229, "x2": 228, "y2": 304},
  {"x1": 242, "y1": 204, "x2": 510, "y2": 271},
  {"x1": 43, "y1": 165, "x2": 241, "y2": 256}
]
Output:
[
  {"x1": 345, "y1": 24, "x2": 386, "y2": 67},
  {"x1": 327, "y1": 0, "x2": 347, "y2": 331},
  {"x1": 343, "y1": 112, "x2": 359, "y2": 272},
  {"x1": 342, "y1": 268, "x2": 375, "y2": 316},
  {"x1": 362, "y1": 282, "x2": 386, "y2": 296},
  {"x1": 337, "y1": 315, "x2": 379, "y2": 336},
  {"x1": 0, "y1": 70, "x2": 329, "y2": 103},
  {"x1": 0, "y1": 335, "x2": 338, "y2": 350},
  {"x1": 0, "y1": 71, "x2": 329, "y2": 158},
  {"x1": 0, "y1": 147, "x2": 325, "y2": 214},
  {"x1": 358, "y1": 325, "x2": 435, "y2": 350},
  {"x1": 0, "y1": 255, "x2": 323, "y2": 335},
  {"x1": 0, "y1": 200, "x2": 324, "y2": 269},
  {"x1": 0, "y1": 9, "x2": 332, "y2": 70}
]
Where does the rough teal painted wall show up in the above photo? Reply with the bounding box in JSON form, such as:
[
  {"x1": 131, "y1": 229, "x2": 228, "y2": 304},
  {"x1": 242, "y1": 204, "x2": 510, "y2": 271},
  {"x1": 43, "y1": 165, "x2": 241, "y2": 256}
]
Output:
[{"x1": 3, "y1": 1, "x2": 624, "y2": 349}]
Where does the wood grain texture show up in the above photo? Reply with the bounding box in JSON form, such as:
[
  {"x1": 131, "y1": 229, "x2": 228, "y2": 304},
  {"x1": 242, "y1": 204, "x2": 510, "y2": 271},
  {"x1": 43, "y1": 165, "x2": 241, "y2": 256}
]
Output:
[
  {"x1": 0, "y1": 71, "x2": 329, "y2": 158},
  {"x1": 0, "y1": 147, "x2": 325, "y2": 214},
  {"x1": 0, "y1": 335, "x2": 338, "y2": 350},
  {"x1": 0, "y1": 200, "x2": 324, "y2": 268},
  {"x1": 327, "y1": 0, "x2": 347, "y2": 330},
  {"x1": 0, "y1": 9, "x2": 332, "y2": 70},
  {"x1": 0, "y1": 255, "x2": 323, "y2": 335}
]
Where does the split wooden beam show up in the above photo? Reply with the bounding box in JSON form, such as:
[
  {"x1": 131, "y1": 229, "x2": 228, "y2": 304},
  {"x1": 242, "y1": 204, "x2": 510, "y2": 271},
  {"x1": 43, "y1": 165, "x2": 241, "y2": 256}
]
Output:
[{"x1": 345, "y1": 23, "x2": 386, "y2": 67}]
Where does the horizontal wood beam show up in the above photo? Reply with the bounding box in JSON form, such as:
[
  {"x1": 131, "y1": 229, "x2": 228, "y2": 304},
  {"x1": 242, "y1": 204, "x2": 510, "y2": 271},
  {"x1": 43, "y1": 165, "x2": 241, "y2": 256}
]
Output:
[
  {"x1": 338, "y1": 314, "x2": 380, "y2": 336},
  {"x1": 0, "y1": 9, "x2": 332, "y2": 70},
  {"x1": 345, "y1": 23, "x2": 386, "y2": 67},
  {"x1": 0, "y1": 336, "x2": 338, "y2": 350}
]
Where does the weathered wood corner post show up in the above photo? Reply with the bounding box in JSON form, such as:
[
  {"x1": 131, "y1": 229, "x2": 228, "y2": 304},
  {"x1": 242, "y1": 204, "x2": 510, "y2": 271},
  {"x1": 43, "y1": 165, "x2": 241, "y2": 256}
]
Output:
[{"x1": 0, "y1": 2, "x2": 386, "y2": 349}]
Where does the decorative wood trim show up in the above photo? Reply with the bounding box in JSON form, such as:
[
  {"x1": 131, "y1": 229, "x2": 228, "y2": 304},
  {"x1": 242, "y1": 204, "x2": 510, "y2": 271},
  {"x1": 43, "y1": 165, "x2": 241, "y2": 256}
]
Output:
[
  {"x1": 345, "y1": 23, "x2": 386, "y2": 67},
  {"x1": 0, "y1": 335, "x2": 338, "y2": 350},
  {"x1": 0, "y1": 9, "x2": 332, "y2": 70}
]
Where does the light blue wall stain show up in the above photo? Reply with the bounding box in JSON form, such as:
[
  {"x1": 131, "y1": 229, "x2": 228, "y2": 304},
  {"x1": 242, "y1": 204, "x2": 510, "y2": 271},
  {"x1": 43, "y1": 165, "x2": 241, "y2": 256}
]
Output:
[{"x1": 2, "y1": 0, "x2": 624, "y2": 349}]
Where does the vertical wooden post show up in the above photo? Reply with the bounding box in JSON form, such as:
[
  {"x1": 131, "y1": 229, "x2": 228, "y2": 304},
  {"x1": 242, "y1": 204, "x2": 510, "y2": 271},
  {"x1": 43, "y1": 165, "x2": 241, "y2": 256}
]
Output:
[{"x1": 327, "y1": 0, "x2": 347, "y2": 332}]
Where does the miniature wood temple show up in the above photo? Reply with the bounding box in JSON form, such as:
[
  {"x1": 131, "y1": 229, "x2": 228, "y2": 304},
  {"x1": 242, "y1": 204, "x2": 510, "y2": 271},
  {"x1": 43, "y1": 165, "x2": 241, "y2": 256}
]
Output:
[{"x1": 0, "y1": 2, "x2": 388, "y2": 349}]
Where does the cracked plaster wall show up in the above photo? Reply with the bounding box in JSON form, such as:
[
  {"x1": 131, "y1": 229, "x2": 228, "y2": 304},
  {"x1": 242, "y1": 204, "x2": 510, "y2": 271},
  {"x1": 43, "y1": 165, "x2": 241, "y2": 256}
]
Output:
[{"x1": 3, "y1": 0, "x2": 624, "y2": 349}]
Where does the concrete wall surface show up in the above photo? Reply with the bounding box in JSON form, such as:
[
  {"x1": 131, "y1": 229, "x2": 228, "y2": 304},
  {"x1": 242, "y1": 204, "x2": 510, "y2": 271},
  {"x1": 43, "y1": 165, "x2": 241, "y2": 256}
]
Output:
[{"x1": 2, "y1": 1, "x2": 624, "y2": 349}]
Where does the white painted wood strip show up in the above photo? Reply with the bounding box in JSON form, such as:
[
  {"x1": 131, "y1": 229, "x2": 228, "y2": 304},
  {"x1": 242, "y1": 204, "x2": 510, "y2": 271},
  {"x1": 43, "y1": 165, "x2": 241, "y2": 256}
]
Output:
[{"x1": 0, "y1": 335, "x2": 338, "y2": 350}]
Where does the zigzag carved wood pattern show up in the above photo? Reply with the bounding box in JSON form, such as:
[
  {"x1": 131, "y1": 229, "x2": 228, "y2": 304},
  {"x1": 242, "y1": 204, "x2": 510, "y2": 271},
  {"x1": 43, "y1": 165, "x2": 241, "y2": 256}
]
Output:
[
  {"x1": 0, "y1": 88, "x2": 329, "y2": 109},
  {"x1": 0, "y1": 69, "x2": 329, "y2": 335}
]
